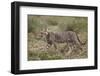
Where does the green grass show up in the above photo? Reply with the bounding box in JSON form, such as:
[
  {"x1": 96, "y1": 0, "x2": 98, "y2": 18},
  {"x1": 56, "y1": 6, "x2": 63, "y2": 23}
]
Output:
[{"x1": 28, "y1": 15, "x2": 88, "y2": 61}]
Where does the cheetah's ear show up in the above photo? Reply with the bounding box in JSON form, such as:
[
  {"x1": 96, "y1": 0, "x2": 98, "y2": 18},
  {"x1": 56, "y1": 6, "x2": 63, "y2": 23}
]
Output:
[
  {"x1": 44, "y1": 26, "x2": 49, "y2": 32},
  {"x1": 45, "y1": 31, "x2": 48, "y2": 35}
]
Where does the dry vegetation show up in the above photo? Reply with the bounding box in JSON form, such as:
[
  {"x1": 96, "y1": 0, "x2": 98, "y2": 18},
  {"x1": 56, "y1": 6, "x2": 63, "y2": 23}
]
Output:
[{"x1": 28, "y1": 15, "x2": 88, "y2": 61}]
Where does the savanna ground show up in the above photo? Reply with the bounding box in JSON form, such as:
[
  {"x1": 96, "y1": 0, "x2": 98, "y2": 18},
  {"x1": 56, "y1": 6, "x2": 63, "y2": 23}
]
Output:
[{"x1": 28, "y1": 15, "x2": 88, "y2": 61}]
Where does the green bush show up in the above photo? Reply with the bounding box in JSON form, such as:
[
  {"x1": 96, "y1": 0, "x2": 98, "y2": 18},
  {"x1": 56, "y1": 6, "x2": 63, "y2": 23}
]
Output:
[{"x1": 28, "y1": 16, "x2": 42, "y2": 33}]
